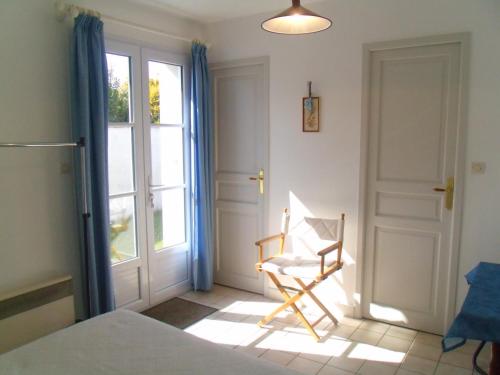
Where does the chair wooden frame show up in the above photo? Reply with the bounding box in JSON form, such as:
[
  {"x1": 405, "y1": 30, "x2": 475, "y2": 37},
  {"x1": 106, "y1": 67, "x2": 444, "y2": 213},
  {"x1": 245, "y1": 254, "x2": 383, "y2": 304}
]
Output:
[{"x1": 255, "y1": 209, "x2": 345, "y2": 341}]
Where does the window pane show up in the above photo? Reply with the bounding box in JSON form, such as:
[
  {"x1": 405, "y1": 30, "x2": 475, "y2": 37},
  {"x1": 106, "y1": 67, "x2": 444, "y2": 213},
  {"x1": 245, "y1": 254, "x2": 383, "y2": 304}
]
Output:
[
  {"x1": 108, "y1": 127, "x2": 134, "y2": 195},
  {"x1": 153, "y1": 188, "x2": 185, "y2": 250},
  {"x1": 110, "y1": 196, "x2": 137, "y2": 264},
  {"x1": 148, "y1": 61, "x2": 182, "y2": 125},
  {"x1": 151, "y1": 127, "x2": 184, "y2": 186},
  {"x1": 107, "y1": 53, "x2": 131, "y2": 123}
]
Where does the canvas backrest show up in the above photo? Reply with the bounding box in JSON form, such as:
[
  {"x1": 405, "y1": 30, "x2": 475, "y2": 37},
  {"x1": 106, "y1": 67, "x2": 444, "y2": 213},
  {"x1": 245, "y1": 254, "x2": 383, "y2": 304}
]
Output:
[{"x1": 281, "y1": 209, "x2": 344, "y2": 258}]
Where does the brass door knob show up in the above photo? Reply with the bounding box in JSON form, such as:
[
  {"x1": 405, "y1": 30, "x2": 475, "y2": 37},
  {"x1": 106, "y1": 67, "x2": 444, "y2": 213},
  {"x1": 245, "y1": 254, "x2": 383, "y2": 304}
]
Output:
[
  {"x1": 249, "y1": 169, "x2": 264, "y2": 194},
  {"x1": 433, "y1": 177, "x2": 454, "y2": 210}
]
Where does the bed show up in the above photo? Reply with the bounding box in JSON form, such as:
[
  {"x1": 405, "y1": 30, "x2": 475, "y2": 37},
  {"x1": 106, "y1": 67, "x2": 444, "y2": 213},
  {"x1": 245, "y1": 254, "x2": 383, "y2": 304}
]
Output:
[{"x1": 0, "y1": 309, "x2": 299, "y2": 374}]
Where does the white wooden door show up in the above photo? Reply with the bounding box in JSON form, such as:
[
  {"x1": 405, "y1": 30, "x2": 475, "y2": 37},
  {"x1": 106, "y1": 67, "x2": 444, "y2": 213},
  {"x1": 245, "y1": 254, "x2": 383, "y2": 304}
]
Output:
[
  {"x1": 212, "y1": 57, "x2": 269, "y2": 294},
  {"x1": 362, "y1": 37, "x2": 467, "y2": 334}
]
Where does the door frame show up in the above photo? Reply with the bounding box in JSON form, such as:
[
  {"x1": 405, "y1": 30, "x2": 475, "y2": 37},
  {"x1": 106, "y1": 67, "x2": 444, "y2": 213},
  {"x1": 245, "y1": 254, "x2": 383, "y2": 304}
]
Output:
[
  {"x1": 356, "y1": 33, "x2": 470, "y2": 332},
  {"x1": 209, "y1": 56, "x2": 270, "y2": 294}
]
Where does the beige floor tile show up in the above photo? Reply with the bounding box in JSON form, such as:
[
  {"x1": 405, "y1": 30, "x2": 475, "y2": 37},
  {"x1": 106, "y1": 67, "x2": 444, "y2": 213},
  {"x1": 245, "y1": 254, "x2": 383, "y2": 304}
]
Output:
[
  {"x1": 261, "y1": 349, "x2": 297, "y2": 366},
  {"x1": 440, "y1": 350, "x2": 473, "y2": 369},
  {"x1": 378, "y1": 335, "x2": 413, "y2": 353},
  {"x1": 275, "y1": 312, "x2": 300, "y2": 325},
  {"x1": 317, "y1": 365, "x2": 355, "y2": 375},
  {"x1": 413, "y1": 332, "x2": 442, "y2": 348},
  {"x1": 216, "y1": 311, "x2": 249, "y2": 322},
  {"x1": 477, "y1": 344, "x2": 492, "y2": 369},
  {"x1": 401, "y1": 355, "x2": 437, "y2": 375},
  {"x1": 407, "y1": 341, "x2": 442, "y2": 361},
  {"x1": 395, "y1": 369, "x2": 421, "y2": 375},
  {"x1": 299, "y1": 352, "x2": 332, "y2": 365},
  {"x1": 434, "y1": 362, "x2": 473, "y2": 375},
  {"x1": 347, "y1": 342, "x2": 405, "y2": 367},
  {"x1": 386, "y1": 326, "x2": 418, "y2": 340},
  {"x1": 338, "y1": 317, "x2": 363, "y2": 328},
  {"x1": 350, "y1": 329, "x2": 384, "y2": 346},
  {"x1": 234, "y1": 345, "x2": 267, "y2": 357},
  {"x1": 455, "y1": 340, "x2": 482, "y2": 355},
  {"x1": 357, "y1": 361, "x2": 398, "y2": 375},
  {"x1": 239, "y1": 313, "x2": 263, "y2": 325},
  {"x1": 359, "y1": 320, "x2": 390, "y2": 334},
  {"x1": 287, "y1": 356, "x2": 324, "y2": 375},
  {"x1": 328, "y1": 325, "x2": 357, "y2": 340},
  {"x1": 327, "y1": 354, "x2": 365, "y2": 372}
]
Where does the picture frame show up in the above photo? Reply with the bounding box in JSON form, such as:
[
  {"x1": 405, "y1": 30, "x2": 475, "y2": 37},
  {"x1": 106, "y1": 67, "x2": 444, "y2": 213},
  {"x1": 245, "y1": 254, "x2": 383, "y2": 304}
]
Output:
[{"x1": 302, "y1": 96, "x2": 320, "y2": 132}]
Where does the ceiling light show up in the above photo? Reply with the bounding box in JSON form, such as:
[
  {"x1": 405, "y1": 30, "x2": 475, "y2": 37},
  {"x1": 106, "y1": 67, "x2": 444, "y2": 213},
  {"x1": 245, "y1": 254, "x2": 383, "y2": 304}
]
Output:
[{"x1": 261, "y1": 0, "x2": 332, "y2": 35}]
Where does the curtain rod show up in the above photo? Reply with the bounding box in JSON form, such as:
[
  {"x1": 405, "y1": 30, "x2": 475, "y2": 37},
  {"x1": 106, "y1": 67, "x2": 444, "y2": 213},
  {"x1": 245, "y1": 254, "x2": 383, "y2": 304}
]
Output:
[
  {"x1": 54, "y1": 1, "x2": 211, "y2": 48},
  {"x1": 0, "y1": 138, "x2": 89, "y2": 213},
  {"x1": 0, "y1": 142, "x2": 80, "y2": 148}
]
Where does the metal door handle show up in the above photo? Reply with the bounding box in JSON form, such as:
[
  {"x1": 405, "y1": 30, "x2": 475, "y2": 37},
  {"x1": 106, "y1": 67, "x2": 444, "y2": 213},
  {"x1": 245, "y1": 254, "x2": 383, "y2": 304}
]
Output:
[
  {"x1": 434, "y1": 177, "x2": 454, "y2": 210},
  {"x1": 148, "y1": 175, "x2": 163, "y2": 208},
  {"x1": 249, "y1": 169, "x2": 264, "y2": 194}
]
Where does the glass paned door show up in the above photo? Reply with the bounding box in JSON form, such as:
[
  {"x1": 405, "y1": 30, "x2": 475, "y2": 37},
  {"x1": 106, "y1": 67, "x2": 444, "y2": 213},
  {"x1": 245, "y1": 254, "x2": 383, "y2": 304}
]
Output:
[
  {"x1": 105, "y1": 41, "x2": 192, "y2": 311},
  {"x1": 143, "y1": 49, "x2": 191, "y2": 305},
  {"x1": 105, "y1": 41, "x2": 149, "y2": 311}
]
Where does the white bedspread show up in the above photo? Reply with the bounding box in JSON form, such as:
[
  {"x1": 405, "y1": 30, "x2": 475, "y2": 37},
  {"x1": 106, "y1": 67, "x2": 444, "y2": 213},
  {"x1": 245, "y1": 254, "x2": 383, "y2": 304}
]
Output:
[{"x1": 0, "y1": 309, "x2": 299, "y2": 374}]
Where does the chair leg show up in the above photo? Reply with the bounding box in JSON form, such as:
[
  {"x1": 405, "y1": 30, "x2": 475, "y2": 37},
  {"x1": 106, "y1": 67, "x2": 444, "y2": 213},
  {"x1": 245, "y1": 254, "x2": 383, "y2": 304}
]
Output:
[
  {"x1": 294, "y1": 278, "x2": 338, "y2": 325},
  {"x1": 289, "y1": 301, "x2": 321, "y2": 341},
  {"x1": 258, "y1": 273, "x2": 304, "y2": 326},
  {"x1": 262, "y1": 273, "x2": 320, "y2": 341}
]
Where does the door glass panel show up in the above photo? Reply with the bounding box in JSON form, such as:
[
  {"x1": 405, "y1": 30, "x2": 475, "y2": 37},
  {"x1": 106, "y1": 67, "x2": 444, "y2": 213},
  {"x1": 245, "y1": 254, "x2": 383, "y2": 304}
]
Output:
[
  {"x1": 110, "y1": 196, "x2": 137, "y2": 264},
  {"x1": 148, "y1": 61, "x2": 182, "y2": 125},
  {"x1": 107, "y1": 53, "x2": 131, "y2": 123},
  {"x1": 108, "y1": 127, "x2": 134, "y2": 195},
  {"x1": 153, "y1": 188, "x2": 185, "y2": 250},
  {"x1": 150, "y1": 127, "x2": 184, "y2": 186}
]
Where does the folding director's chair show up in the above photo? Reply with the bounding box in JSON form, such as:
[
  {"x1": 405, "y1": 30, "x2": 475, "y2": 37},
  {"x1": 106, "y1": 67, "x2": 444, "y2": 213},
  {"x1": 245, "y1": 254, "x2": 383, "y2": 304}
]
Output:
[{"x1": 255, "y1": 208, "x2": 345, "y2": 341}]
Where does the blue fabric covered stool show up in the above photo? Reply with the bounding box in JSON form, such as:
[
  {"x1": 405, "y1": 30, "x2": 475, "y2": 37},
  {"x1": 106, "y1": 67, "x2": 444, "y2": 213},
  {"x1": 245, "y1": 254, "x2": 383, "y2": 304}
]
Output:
[{"x1": 443, "y1": 262, "x2": 500, "y2": 374}]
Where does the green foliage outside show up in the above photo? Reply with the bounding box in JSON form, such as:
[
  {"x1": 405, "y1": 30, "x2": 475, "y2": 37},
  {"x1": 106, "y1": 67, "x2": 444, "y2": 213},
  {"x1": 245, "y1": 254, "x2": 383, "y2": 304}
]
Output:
[
  {"x1": 149, "y1": 79, "x2": 160, "y2": 124},
  {"x1": 107, "y1": 66, "x2": 160, "y2": 124},
  {"x1": 108, "y1": 68, "x2": 129, "y2": 122}
]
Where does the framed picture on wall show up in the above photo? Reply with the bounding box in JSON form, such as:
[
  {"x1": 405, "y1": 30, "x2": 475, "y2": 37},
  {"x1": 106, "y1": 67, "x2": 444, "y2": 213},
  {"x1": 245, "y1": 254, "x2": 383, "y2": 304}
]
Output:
[{"x1": 302, "y1": 96, "x2": 320, "y2": 132}]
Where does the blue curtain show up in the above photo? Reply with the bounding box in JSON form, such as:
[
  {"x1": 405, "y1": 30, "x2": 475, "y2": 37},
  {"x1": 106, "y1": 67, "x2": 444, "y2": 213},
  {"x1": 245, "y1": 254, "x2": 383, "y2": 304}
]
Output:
[
  {"x1": 71, "y1": 14, "x2": 114, "y2": 317},
  {"x1": 191, "y1": 42, "x2": 214, "y2": 291}
]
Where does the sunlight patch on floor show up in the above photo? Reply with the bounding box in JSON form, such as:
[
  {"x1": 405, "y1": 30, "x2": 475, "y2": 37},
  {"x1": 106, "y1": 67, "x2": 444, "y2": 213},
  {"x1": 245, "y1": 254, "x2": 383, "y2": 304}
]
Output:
[
  {"x1": 220, "y1": 300, "x2": 284, "y2": 317},
  {"x1": 181, "y1": 285, "x2": 485, "y2": 375},
  {"x1": 348, "y1": 342, "x2": 405, "y2": 364}
]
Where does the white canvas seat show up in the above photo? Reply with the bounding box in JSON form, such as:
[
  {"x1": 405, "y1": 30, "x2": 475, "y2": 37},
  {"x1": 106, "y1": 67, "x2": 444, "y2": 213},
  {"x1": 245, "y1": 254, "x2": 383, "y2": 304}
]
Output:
[
  {"x1": 260, "y1": 252, "x2": 338, "y2": 278},
  {"x1": 254, "y1": 209, "x2": 345, "y2": 341}
]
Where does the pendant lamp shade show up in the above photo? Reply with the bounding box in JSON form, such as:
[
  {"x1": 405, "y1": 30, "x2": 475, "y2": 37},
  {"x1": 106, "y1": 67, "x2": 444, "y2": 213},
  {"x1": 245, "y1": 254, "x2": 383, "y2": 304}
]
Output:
[{"x1": 262, "y1": 0, "x2": 332, "y2": 35}]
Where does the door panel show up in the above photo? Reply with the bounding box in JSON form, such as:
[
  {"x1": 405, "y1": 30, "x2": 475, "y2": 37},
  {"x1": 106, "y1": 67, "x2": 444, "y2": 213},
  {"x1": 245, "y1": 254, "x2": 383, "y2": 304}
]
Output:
[
  {"x1": 363, "y1": 41, "x2": 463, "y2": 334},
  {"x1": 212, "y1": 58, "x2": 269, "y2": 294}
]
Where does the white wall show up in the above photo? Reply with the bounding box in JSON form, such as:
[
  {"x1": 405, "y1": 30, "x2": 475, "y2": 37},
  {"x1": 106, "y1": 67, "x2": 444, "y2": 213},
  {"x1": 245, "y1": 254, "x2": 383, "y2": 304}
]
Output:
[
  {"x1": 0, "y1": 0, "x2": 204, "y2": 318},
  {"x1": 207, "y1": 0, "x2": 500, "y2": 315}
]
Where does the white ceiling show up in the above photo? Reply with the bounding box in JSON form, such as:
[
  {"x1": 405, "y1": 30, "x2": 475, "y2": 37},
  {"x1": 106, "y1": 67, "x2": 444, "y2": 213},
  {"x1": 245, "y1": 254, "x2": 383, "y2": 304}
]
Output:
[{"x1": 126, "y1": 0, "x2": 326, "y2": 24}]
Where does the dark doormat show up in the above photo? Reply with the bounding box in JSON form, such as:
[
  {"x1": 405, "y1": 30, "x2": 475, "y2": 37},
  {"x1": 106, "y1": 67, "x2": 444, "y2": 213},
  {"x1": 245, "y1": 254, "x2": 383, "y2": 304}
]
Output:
[{"x1": 141, "y1": 297, "x2": 218, "y2": 329}]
